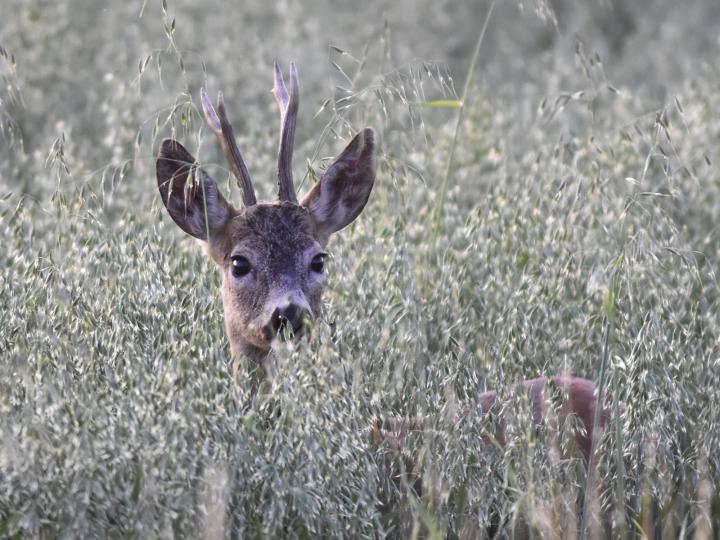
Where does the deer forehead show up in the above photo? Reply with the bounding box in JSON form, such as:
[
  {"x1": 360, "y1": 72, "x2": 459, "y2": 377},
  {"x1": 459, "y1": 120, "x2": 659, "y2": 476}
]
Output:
[{"x1": 211, "y1": 202, "x2": 320, "y2": 268}]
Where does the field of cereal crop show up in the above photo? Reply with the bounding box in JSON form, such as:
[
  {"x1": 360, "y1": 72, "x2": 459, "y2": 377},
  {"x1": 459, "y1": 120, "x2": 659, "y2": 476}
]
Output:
[{"x1": 2, "y1": 1, "x2": 720, "y2": 537}]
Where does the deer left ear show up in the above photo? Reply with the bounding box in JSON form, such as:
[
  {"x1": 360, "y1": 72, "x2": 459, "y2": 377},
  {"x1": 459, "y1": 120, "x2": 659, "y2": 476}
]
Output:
[{"x1": 301, "y1": 128, "x2": 375, "y2": 242}]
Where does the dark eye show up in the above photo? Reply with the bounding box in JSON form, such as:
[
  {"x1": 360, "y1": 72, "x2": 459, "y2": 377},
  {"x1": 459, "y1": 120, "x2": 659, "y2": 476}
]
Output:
[
  {"x1": 231, "y1": 255, "x2": 251, "y2": 278},
  {"x1": 310, "y1": 253, "x2": 327, "y2": 273}
]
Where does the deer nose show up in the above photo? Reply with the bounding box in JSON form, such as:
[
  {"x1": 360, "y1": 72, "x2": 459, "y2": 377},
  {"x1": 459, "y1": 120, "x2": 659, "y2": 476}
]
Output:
[{"x1": 264, "y1": 304, "x2": 309, "y2": 340}]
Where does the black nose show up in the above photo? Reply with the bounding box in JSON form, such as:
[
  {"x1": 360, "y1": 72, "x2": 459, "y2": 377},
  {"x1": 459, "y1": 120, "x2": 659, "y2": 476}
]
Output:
[{"x1": 263, "y1": 304, "x2": 309, "y2": 340}]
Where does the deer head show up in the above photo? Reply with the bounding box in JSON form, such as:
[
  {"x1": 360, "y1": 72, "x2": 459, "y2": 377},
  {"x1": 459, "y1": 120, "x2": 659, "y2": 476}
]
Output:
[{"x1": 155, "y1": 63, "x2": 375, "y2": 367}]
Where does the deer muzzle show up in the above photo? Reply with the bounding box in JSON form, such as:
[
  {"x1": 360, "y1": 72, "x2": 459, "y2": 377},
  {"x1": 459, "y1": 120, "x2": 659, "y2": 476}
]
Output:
[{"x1": 262, "y1": 301, "x2": 311, "y2": 341}]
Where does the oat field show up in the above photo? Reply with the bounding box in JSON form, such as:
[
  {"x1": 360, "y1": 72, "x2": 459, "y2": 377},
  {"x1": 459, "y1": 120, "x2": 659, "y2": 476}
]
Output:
[{"x1": 2, "y1": 0, "x2": 720, "y2": 537}]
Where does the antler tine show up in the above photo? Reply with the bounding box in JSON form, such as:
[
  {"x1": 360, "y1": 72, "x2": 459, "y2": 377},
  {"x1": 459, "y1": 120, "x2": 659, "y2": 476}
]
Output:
[
  {"x1": 272, "y1": 62, "x2": 289, "y2": 109},
  {"x1": 273, "y1": 62, "x2": 299, "y2": 204},
  {"x1": 200, "y1": 87, "x2": 257, "y2": 207}
]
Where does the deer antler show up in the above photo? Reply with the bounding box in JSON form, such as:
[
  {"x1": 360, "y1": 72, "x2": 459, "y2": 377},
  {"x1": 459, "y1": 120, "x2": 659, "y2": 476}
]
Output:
[
  {"x1": 273, "y1": 62, "x2": 299, "y2": 204},
  {"x1": 200, "y1": 88, "x2": 257, "y2": 207}
]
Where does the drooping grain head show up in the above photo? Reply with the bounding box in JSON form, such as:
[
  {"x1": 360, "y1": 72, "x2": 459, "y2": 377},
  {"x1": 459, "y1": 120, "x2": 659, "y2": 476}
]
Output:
[{"x1": 155, "y1": 127, "x2": 375, "y2": 362}]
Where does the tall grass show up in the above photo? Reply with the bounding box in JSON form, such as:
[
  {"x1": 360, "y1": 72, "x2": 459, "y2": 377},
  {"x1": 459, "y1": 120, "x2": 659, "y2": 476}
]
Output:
[{"x1": 1, "y1": 0, "x2": 720, "y2": 537}]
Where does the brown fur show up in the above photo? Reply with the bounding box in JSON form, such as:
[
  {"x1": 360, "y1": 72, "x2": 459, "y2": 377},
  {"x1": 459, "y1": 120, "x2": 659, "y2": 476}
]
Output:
[
  {"x1": 373, "y1": 377, "x2": 605, "y2": 459},
  {"x1": 371, "y1": 376, "x2": 608, "y2": 534}
]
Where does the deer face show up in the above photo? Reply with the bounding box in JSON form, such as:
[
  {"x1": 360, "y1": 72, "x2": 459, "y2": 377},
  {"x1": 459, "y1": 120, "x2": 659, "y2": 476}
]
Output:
[
  {"x1": 155, "y1": 63, "x2": 375, "y2": 361},
  {"x1": 214, "y1": 203, "x2": 325, "y2": 353}
]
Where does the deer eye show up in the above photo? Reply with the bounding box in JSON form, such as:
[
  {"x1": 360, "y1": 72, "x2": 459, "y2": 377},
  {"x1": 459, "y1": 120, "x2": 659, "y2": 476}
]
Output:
[
  {"x1": 231, "y1": 255, "x2": 251, "y2": 278},
  {"x1": 310, "y1": 253, "x2": 327, "y2": 273}
]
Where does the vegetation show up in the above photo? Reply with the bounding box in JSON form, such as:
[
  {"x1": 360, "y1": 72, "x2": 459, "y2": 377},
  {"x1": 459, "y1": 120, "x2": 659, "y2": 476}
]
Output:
[{"x1": 1, "y1": 0, "x2": 719, "y2": 537}]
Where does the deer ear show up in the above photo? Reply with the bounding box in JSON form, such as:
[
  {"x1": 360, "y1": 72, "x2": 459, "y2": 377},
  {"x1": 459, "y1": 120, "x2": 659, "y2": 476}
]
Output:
[
  {"x1": 301, "y1": 128, "x2": 375, "y2": 241},
  {"x1": 156, "y1": 138, "x2": 234, "y2": 240}
]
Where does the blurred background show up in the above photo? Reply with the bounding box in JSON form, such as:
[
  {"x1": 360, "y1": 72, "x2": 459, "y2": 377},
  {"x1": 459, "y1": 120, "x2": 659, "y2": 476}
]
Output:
[{"x1": 2, "y1": 0, "x2": 719, "y2": 184}]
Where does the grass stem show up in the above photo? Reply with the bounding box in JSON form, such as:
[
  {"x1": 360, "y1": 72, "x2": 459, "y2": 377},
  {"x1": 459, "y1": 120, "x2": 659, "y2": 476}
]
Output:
[{"x1": 431, "y1": 0, "x2": 496, "y2": 239}]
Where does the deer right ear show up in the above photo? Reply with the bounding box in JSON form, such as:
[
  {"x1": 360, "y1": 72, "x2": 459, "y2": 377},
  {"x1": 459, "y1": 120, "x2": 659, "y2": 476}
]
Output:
[
  {"x1": 301, "y1": 128, "x2": 375, "y2": 243},
  {"x1": 156, "y1": 138, "x2": 234, "y2": 241}
]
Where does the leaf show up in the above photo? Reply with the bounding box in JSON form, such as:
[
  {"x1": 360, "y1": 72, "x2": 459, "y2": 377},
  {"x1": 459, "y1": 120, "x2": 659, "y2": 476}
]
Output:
[
  {"x1": 418, "y1": 99, "x2": 463, "y2": 109},
  {"x1": 603, "y1": 286, "x2": 615, "y2": 322}
]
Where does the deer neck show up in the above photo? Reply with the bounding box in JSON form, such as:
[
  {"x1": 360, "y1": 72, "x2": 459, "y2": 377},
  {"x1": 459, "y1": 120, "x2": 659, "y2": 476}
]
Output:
[{"x1": 228, "y1": 331, "x2": 267, "y2": 362}]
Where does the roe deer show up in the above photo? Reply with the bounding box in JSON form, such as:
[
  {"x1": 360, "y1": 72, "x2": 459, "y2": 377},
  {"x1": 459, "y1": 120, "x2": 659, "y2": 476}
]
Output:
[
  {"x1": 155, "y1": 63, "x2": 375, "y2": 374},
  {"x1": 154, "y1": 65, "x2": 604, "y2": 527}
]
